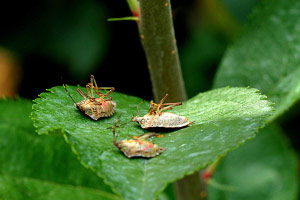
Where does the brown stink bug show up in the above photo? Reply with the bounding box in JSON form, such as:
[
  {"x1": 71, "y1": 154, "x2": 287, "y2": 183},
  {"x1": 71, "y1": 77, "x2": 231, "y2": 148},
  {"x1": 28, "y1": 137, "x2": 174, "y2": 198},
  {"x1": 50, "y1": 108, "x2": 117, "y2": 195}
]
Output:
[
  {"x1": 112, "y1": 121, "x2": 165, "y2": 158},
  {"x1": 132, "y1": 94, "x2": 192, "y2": 129},
  {"x1": 63, "y1": 75, "x2": 116, "y2": 120}
]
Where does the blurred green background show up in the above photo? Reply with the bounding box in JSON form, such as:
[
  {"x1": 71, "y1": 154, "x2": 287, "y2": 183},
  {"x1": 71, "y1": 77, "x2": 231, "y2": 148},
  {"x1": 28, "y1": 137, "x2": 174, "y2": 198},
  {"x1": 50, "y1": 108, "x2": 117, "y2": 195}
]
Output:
[{"x1": 0, "y1": 0, "x2": 259, "y2": 99}]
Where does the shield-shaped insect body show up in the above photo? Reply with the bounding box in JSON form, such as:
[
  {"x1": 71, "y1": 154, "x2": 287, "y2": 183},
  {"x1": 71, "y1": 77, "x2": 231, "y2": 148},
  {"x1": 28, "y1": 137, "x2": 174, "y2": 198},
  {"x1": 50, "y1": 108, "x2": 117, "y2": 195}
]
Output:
[
  {"x1": 64, "y1": 75, "x2": 116, "y2": 120},
  {"x1": 76, "y1": 98, "x2": 117, "y2": 120},
  {"x1": 133, "y1": 112, "x2": 190, "y2": 129},
  {"x1": 112, "y1": 123, "x2": 165, "y2": 158},
  {"x1": 132, "y1": 94, "x2": 192, "y2": 129},
  {"x1": 114, "y1": 137, "x2": 165, "y2": 158}
]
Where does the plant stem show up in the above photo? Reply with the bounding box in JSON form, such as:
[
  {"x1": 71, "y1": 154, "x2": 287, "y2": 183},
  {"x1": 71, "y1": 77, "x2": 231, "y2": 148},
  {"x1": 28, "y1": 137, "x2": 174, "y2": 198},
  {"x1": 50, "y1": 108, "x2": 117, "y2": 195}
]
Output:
[
  {"x1": 138, "y1": 0, "x2": 207, "y2": 199},
  {"x1": 175, "y1": 171, "x2": 208, "y2": 200},
  {"x1": 139, "y1": 0, "x2": 186, "y2": 102}
]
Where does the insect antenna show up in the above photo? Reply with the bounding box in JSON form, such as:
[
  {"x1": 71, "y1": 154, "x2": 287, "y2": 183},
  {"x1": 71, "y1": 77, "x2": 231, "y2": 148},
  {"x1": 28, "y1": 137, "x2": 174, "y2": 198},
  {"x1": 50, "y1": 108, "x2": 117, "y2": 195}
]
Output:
[
  {"x1": 108, "y1": 116, "x2": 132, "y2": 130},
  {"x1": 119, "y1": 119, "x2": 132, "y2": 127},
  {"x1": 109, "y1": 115, "x2": 132, "y2": 146},
  {"x1": 90, "y1": 75, "x2": 108, "y2": 100},
  {"x1": 136, "y1": 100, "x2": 144, "y2": 117},
  {"x1": 63, "y1": 84, "x2": 77, "y2": 105},
  {"x1": 111, "y1": 114, "x2": 123, "y2": 147},
  {"x1": 112, "y1": 121, "x2": 118, "y2": 147}
]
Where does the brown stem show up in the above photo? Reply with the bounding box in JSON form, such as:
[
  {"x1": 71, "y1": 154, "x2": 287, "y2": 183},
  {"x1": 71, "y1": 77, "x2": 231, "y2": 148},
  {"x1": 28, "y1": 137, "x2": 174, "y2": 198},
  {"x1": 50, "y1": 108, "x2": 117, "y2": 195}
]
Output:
[
  {"x1": 139, "y1": 0, "x2": 187, "y2": 102},
  {"x1": 138, "y1": 0, "x2": 207, "y2": 199},
  {"x1": 175, "y1": 171, "x2": 208, "y2": 200}
]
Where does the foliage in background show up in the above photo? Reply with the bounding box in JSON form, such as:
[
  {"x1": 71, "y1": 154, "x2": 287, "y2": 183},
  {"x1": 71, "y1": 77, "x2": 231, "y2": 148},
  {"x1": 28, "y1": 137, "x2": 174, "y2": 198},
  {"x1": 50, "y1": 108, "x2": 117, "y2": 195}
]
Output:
[
  {"x1": 209, "y1": 124, "x2": 298, "y2": 200},
  {"x1": 214, "y1": 0, "x2": 300, "y2": 121},
  {"x1": 180, "y1": 0, "x2": 261, "y2": 97},
  {"x1": 0, "y1": 0, "x2": 108, "y2": 79},
  {"x1": 209, "y1": 0, "x2": 300, "y2": 199}
]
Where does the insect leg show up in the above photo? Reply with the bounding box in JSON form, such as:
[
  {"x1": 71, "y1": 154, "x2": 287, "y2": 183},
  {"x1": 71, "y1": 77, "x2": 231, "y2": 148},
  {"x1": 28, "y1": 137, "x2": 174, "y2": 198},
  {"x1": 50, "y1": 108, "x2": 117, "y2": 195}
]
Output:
[
  {"x1": 91, "y1": 75, "x2": 103, "y2": 96},
  {"x1": 159, "y1": 103, "x2": 182, "y2": 112},
  {"x1": 89, "y1": 75, "x2": 97, "y2": 98},
  {"x1": 132, "y1": 132, "x2": 157, "y2": 140},
  {"x1": 160, "y1": 102, "x2": 182, "y2": 110},
  {"x1": 90, "y1": 75, "x2": 112, "y2": 97},
  {"x1": 93, "y1": 90, "x2": 105, "y2": 101},
  {"x1": 86, "y1": 83, "x2": 93, "y2": 97},
  {"x1": 149, "y1": 100, "x2": 158, "y2": 114},
  {"x1": 97, "y1": 87, "x2": 115, "y2": 96},
  {"x1": 156, "y1": 94, "x2": 169, "y2": 113},
  {"x1": 92, "y1": 87, "x2": 114, "y2": 101},
  {"x1": 76, "y1": 88, "x2": 90, "y2": 99},
  {"x1": 160, "y1": 102, "x2": 182, "y2": 106}
]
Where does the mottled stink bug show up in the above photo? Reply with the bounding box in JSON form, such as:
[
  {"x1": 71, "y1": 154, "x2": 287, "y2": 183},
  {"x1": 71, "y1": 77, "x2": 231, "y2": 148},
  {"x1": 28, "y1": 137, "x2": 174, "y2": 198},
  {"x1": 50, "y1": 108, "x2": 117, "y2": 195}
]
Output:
[
  {"x1": 112, "y1": 121, "x2": 165, "y2": 158},
  {"x1": 63, "y1": 75, "x2": 116, "y2": 120},
  {"x1": 132, "y1": 94, "x2": 192, "y2": 129}
]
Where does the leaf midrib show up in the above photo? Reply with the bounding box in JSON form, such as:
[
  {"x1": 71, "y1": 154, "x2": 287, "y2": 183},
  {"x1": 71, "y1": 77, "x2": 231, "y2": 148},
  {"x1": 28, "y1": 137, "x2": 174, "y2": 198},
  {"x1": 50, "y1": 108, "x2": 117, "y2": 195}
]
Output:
[{"x1": 140, "y1": 160, "x2": 149, "y2": 200}]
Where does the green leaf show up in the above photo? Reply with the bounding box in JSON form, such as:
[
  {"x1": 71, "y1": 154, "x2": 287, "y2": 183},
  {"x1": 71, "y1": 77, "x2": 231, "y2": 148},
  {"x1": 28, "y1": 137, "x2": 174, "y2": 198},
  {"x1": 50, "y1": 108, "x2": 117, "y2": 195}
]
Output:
[
  {"x1": 209, "y1": 124, "x2": 299, "y2": 200},
  {"x1": 32, "y1": 86, "x2": 273, "y2": 200},
  {"x1": 0, "y1": 99, "x2": 118, "y2": 199},
  {"x1": 214, "y1": 0, "x2": 300, "y2": 121},
  {"x1": 0, "y1": 175, "x2": 119, "y2": 200}
]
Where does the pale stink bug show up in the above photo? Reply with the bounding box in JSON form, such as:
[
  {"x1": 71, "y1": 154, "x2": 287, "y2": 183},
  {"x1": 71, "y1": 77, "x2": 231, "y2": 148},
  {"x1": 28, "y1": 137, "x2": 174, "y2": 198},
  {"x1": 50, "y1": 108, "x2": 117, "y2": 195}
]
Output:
[
  {"x1": 112, "y1": 121, "x2": 165, "y2": 158},
  {"x1": 63, "y1": 75, "x2": 116, "y2": 120},
  {"x1": 132, "y1": 94, "x2": 192, "y2": 129}
]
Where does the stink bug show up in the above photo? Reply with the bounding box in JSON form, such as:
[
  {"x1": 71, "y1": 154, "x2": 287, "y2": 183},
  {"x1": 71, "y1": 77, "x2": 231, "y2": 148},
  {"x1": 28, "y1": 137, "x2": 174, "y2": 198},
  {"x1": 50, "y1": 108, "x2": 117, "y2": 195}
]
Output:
[
  {"x1": 112, "y1": 121, "x2": 165, "y2": 158},
  {"x1": 63, "y1": 75, "x2": 116, "y2": 120},
  {"x1": 132, "y1": 94, "x2": 192, "y2": 129}
]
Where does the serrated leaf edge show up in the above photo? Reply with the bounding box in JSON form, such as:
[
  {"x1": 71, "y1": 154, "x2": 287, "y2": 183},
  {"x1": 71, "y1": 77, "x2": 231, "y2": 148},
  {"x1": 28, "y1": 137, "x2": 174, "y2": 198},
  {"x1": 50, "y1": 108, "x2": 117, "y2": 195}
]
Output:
[{"x1": 31, "y1": 87, "x2": 274, "y2": 200}]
